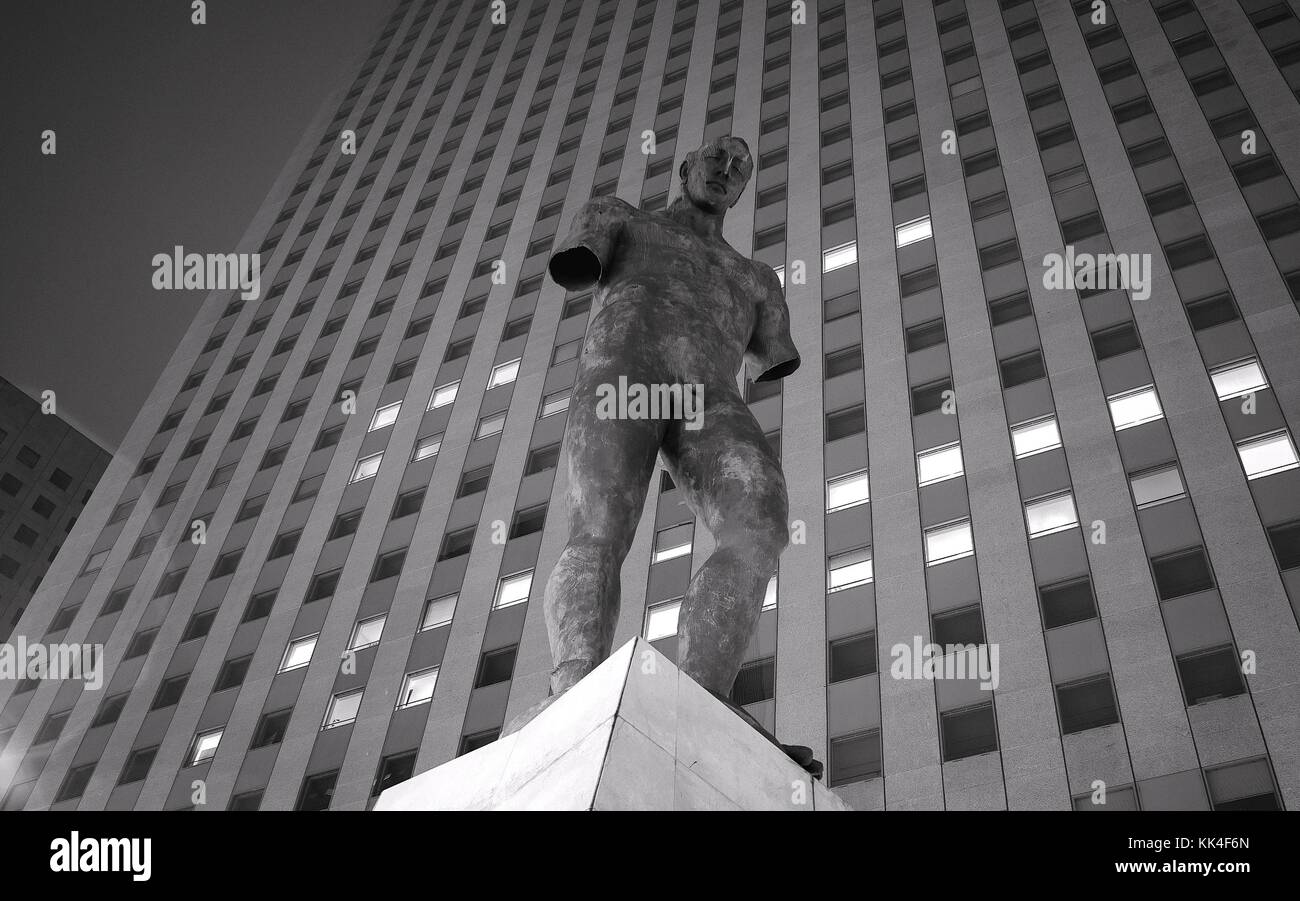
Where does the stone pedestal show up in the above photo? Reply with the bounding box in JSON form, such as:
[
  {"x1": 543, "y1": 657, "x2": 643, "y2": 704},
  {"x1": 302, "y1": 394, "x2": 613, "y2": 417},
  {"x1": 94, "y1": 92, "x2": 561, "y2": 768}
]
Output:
[{"x1": 375, "y1": 637, "x2": 851, "y2": 811}]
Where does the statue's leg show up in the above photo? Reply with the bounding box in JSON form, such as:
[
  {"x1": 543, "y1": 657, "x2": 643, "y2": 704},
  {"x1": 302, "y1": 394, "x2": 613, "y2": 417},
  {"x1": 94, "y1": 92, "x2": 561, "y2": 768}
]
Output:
[
  {"x1": 661, "y1": 390, "x2": 789, "y2": 698},
  {"x1": 542, "y1": 360, "x2": 665, "y2": 698}
]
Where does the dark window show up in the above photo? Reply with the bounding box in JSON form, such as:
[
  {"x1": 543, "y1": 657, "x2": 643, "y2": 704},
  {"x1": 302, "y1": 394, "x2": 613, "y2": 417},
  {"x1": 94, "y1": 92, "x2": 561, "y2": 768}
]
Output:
[
  {"x1": 510, "y1": 505, "x2": 547, "y2": 538},
  {"x1": 989, "y1": 291, "x2": 1032, "y2": 325},
  {"x1": 825, "y1": 405, "x2": 865, "y2": 441},
  {"x1": 56, "y1": 764, "x2": 96, "y2": 802},
  {"x1": 444, "y1": 338, "x2": 473, "y2": 362},
  {"x1": 829, "y1": 632, "x2": 876, "y2": 682},
  {"x1": 329, "y1": 510, "x2": 363, "y2": 540},
  {"x1": 525, "y1": 444, "x2": 561, "y2": 476},
  {"x1": 371, "y1": 548, "x2": 406, "y2": 582},
  {"x1": 228, "y1": 790, "x2": 263, "y2": 811},
  {"x1": 307, "y1": 569, "x2": 341, "y2": 602},
  {"x1": 970, "y1": 192, "x2": 1010, "y2": 220},
  {"x1": 237, "y1": 494, "x2": 267, "y2": 523},
  {"x1": 940, "y1": 702, "x2": 998, "y2": 761},
  {"x1": 905, "y1": 320, "x2": 946, "y2": 353},
  {"x1": 1267, "y1": 520, "x2": 1300, "y2": 570},
  {"x1": 392, "y1": 488, "x2": 426, "y2": 519},
  {"x1": 1259, "y1": 204, "x2": 1300, "y2": 240},
  {"x1": 1165, "y1": 235, "x2": 1214, "y2": 269},
  {"x1": 824, "y1": 290, "x2": 860, "y2": 322},
  {"x1": 1152, "y1": 547, "x2": 1214, "y2": 599},
  {"x1": 1057, "y1": 675, "x2": 1120, "y2": 733},
  {"x1": 1186, "y1": 292, "x2": 1239, "y2": 330},
  {"x1": 1090, "y1": 323, "x2": 1141, "y2": 359},
  {"x1": 828, "y1": 730, "x2": 882, "y2": 786},
  {"x1": 251, "y1": 709, "x2": 293, "y2": 748},
  {"x1": 372, "y1": 750, "x2": 418, "y2": 796},
  {"x1": 457, "y1": 465, "x2": 492, "y2": 498},
  {"x1": 1145, "y1": 184, "x2": 1192, "y2": 215},
  {"x1": 182, "y1": 609, "x2": 216, "y2": 642},
  {"x1": 48, "y1": 606, "x2": 78, "y2": 631},
  {"x1": 911, "y1": 379, "x2": 953, "y2": 415},
  {"x1": 389, "y1": 358, "x2": 418, "y2": 382},
  {"x1": 900, "y1": 266, "x2": 939, "y2": 296},
  {"x1": 268, "y1": 530, "x2": 301, "y2": 560},
  {"x1": 729, "y1": 657, "x2": 775, "y2": 706},
  {"x1": 119, "y1": 747, "x2": 158, "y2": 784},
  {"x1": 214, "y1": 655, "x2": 252, "y2": 691},
  {"x1": 1000, "y1": 351, "x2": 1045, "y2": 388},
  {"x1": 1177, "y1": 645, "x2": 1245, "y2": 705},
  {"x1": 243, "y1": 590, "x2": 276, "y2": 622},
  {"x1": 124, "y1": 629, "x2": 157, "y2": 659},
  {"x1": 49, "y1": 468, "x2": 73, "y2": 491},
  {"x1": 91, "y1": 693, "x2": 128, "y2": 727},
  {"x1": 102, "y1": 587, "x2": 132, "y2": 616},
  {"x1": 979, "y1": 239, "x2": 1020, "y2": 270},
  {"x1": 1061, "y1": 211, "x2": 1104, "y2": 243},
  {"x1": 1039, "y1": 577, "x2": 1096, "y2": 629},
  {"x1": 0, "y1": 474, "x2": 22, "y2": 496},
  {"x1": 439, "y1": 527, "x2": 475, "y2": 560},
  {"x1": 152, "y1": 674, "x2": 189, "y2": 709},
  {"x1": 295, "y1": 771, "x2": 339, "y2": 811},
  {"x1": 458, "y1": 729, "x2": 500, "y2": 756},
  {"x1": 932, "y1": 605, "x2": 985, "y2": 646},
  {"x1": 824, "y1": 346, "x2": 863, "y2": 378},
  {"x1": 211, "y1": 550, "x2": 242, "y2": 579},
  {"x1": 474, "y1": 645, "x2": 518, "y2": 688}
]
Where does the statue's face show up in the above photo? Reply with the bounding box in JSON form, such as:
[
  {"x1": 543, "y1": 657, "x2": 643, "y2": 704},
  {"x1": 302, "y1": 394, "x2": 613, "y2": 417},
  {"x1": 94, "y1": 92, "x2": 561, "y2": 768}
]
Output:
[{"x1": 682, "y1": 138, "x2": 753, "y2": 214}]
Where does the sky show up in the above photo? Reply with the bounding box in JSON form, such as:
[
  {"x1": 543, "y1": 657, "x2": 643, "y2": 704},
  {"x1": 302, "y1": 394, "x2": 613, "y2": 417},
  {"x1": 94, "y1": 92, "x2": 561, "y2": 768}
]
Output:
[{"x1": 1, "y1": 0, "x2": 395, "y2": 452}]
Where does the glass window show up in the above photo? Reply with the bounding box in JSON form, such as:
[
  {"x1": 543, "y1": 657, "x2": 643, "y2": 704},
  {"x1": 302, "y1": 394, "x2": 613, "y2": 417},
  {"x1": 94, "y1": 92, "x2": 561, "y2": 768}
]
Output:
[
  {"x1": 429, "y1": 380, "x2": 460, "y2": 409},
  {"x1": 763, "y1": 575, "x2": 777, "y2": 610},
  {"x1": 1210, "y1": 358, "x2": 1266, "y2": 400},
  {"x1": 895, "y1": 216, "x2": 932, "y2": 247},
  {"x1": 398, "y1": 667, "x2": 439, "y2": 708},
  {"x1": 1131, "y1": 465, "x2": 1185, "y2": 508},
  {"x1": 917, "y1": 443, "x2": 964, "y2": 486},
  {"x1": 349, "y1": 614, "x2": 386, "y2": 650},
  {"x1": 412, "y1": 434, "x2": 442, "y2": 462},
  {"x1": 370, "y1": 401, "x2": 401, "y2": 431},
  {"x1": 925, "y1": 520, "x2": 973, "y2": 565},
  {"x1": 826, "y1": 470, "x2": 870, "y2": 511},
  {"x1": 189, "y1": 729, "x2": 223, "y2": 765},
  {"x1": 420, "y1": 594, "x2": 457, "y2": 630},
  {"x1": 1025, "y1": 493, "x2": 1078, "y2": 537},
  {"x1": 351, "y1": 453, "x2": 383, "y2": 482},
  {"x1": 645, "y1": 599, "x2": 681, "y2": 641},
  {"x1": 280, "y1": 635, "x2": 317, "y2": 672},
  {"x1": 476, "y1": 411, "x2": 507, "y2": 439},
  {"x1": 1236, "y1": 430, "x2": 1299, "y2": 480},
  {"x1": 494, "y1": 570, "x2": 533, "y2": 608},
  {"x1": 488, "y1": 358, "x2": 521, "y2": 388},
  {"x1": 1107, "y1": 385, "x2": 1162, "y2": 431},
  {"x1": 828, "y1": 547, "x2": 873, "y2": 590},
  {"x1": 653, "y1": 525, "x2": 693, "y2": 563},
  {"x1": 540, "y1": 390, "x2": 571, "y2": 417},
  {"x1": 1011, "y1": 416, "x2": 1061, "y2": 458},
  {"x1": 323, "y1": 689, "x2": 364, "y2": 728},
  {"x1": 822, "y1": 241, "x2": 857, "y2": 272}
]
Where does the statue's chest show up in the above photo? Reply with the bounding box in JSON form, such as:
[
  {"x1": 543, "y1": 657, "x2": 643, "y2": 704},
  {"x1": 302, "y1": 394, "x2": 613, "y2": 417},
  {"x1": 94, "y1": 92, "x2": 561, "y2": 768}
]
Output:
[{"x1": 619, "y1": 215, "x2": 760, "y2": 300}]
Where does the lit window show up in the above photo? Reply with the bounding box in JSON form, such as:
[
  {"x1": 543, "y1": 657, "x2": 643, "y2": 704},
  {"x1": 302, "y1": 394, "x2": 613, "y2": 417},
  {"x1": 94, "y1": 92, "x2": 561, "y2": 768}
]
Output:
[
  {"x1": 494, "y1": 570, "x2": 533, "y2": 609},
  {"x1": 925, "y1": 520, "x2": 973, "y2": 565},
  {"x1": 323, "y1": 689, "x2": 364, "y2": 728},
  {"x1": 369, "y1": 401, "x2": 401, "y2": 431},
  {"x1": 823, "y1": 241, "x2": 857, "y2": 272},
  {"x1": 189, "y1": 729, "x2": 222, "y2": 765},
  {"x1": 488, "y1": 358, "x2": 521, "y2": 388},
  {"x1": 540, "y1": 390, "x2": 570, "y2": 417},
  {"x1": 653, "y1": 526, "x2": 693, "y2": 563},
  {"x1": 1236, "y1": 430, "x2": 1299, "y2": 480},
  {"x1": 645, "y1": 599, "x2": 681, "y2": 641},
  {"x1": 1131, "y1": 465, "x2": 1185, "y2": 508},
  {"x1": 828, "y1": 547, "x2": 873, "y2": 591},
  {"x1": 1011, "y1": 416, "x2": 1061, "y2": 458},
  {"x1": 351, "y1": 453, "x2": 383, "y2": 482},
  {"x1": 420, "y1": 594, "x2": 457, "y2": 630},
  {"x1": 411, "y1": 434, "x2": 442, "y2": 461},
  {"x1": 398, "y1": 667, "x2": 439, "y2": 708},
  {"x1": 895, "y1": 216, "x2": 932, "y2": 247},
  {"x1": 1025, "y1": 492, "x2": 1078, "y2": 537},
  {"x1": 1107, "y1": 385, "x2": 1162, "y2": 431},
  {"x1": 429, "y1": 380, "x2": 460, "y2": 409},
  {"x1": 762, "y1": 574, "x2": 778, "y2": 611},
  {"x1": 773, "y1": 265, "x2": 785, "y2": 287},
  {"x1": 280, "y1": 635, "x2": 318, "y2": 672},
  {"x1": 349, "y1": 614, "x2": 386, "y2": 650},
  {"x1": 1210, "y1": 358, "x2": 1267, "y2": 400},
  {"x1": 917, "y1": 442, "x2": 964, "y2": 486},
  {"x1": 476, "y1": 411, "x2": 506, "y2": 439},
  {"x1": 826, "y1": 470, "x2": 870, "y2": 511}
]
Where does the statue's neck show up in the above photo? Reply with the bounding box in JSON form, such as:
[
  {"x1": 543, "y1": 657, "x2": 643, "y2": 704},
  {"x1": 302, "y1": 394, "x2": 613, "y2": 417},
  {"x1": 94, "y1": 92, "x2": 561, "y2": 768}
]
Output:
[{"x1": 666, "y1": 196, "x2": 725, "y2": 240}]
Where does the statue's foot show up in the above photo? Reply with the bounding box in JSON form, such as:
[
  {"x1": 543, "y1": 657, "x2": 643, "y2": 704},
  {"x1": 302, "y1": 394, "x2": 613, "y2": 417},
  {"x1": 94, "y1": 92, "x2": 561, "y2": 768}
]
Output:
[
  {"x1": 708, "y1": 690, "x2": 825, "y2": 780},
  {"x1": 501, "y1": 691, "x2": 565, "y2": 738}
]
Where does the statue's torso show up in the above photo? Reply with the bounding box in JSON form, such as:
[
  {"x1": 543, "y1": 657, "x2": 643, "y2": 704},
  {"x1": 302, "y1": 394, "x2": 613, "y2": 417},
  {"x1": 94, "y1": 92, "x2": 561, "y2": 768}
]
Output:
[{"x1": 585, "y1": 201, "x2": 767, "y2": 383}]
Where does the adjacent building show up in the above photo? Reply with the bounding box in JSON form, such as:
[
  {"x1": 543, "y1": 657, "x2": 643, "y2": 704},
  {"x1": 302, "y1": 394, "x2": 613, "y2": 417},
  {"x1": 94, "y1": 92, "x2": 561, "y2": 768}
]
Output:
[
  {"x1": 0, "y1": 378, "x2": 110, "y2": 643},
  {"x1": 2, "y1": 0, "x2": 1298, "y2": 811}
]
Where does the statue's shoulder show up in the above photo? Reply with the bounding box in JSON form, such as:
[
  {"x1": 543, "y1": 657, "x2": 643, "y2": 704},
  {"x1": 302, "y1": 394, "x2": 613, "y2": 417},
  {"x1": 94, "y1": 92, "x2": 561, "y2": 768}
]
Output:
[{"x1": 582, "y1": 194, "x2": 636, "y2": 219}]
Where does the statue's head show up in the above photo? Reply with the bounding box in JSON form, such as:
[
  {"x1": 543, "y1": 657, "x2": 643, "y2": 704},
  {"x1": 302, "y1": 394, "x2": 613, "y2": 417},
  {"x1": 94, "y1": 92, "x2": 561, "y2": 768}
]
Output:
[{"x1": 678, "y1": 135, "x2": 753, "y2": 214}]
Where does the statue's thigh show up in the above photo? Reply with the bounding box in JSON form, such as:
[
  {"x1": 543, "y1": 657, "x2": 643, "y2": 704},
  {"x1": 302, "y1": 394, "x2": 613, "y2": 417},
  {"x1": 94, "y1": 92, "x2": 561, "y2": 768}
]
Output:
[{"x1": 560, "y1": 396, "x2": 665, "y2": 539}]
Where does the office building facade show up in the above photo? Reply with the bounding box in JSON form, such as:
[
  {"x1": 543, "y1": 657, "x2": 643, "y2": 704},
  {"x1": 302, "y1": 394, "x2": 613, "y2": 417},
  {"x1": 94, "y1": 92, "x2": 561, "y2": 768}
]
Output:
[
  {"x1": 2, "y1": 0, "x2": 1299, "y2": 811},
  {"x1": 0, "y1": 378, "x2": 109, "y2": 643}
]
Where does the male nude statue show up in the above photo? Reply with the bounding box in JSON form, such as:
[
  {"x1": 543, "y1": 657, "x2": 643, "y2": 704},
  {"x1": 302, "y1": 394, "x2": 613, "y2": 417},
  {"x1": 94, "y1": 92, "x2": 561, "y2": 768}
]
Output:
[{"x1": 507, "y1": 136, "x2": 817, "y2": 774}]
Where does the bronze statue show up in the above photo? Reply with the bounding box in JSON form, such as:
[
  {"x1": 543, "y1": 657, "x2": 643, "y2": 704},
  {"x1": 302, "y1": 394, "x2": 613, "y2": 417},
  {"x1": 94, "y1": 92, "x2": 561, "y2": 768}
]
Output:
[{"x1": 507, "y1": 136, "x2": 818, "y2": 776}]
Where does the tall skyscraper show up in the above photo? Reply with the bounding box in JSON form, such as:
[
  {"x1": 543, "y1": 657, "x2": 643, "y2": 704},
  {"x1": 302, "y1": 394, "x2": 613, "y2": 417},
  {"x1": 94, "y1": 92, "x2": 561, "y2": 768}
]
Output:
[
  {"x1": 0, "y1": 378, "x2": 110, "y2": 643},
  {"x1": 2, "y1": 0, "x2": 1298, "y2": 812}
]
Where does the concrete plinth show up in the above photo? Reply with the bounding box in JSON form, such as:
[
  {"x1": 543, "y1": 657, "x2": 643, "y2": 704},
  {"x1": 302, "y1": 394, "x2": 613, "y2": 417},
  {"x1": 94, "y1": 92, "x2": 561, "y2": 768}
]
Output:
[{"x1": 375, "y1": 637, "x2": 851, "y2": 811}]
